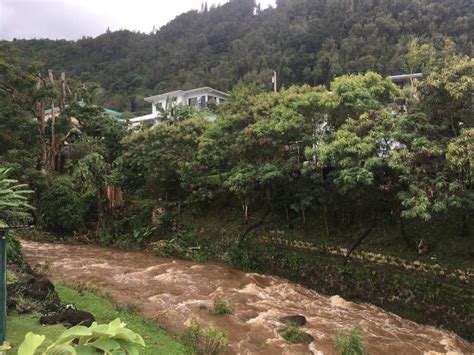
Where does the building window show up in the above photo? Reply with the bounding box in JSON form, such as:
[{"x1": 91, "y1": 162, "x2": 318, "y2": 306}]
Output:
[
  {"x1": 188, "y1": 97, "x2": 198, "y2": 107},
  {"x1": 199, "y1": 96, "x2": 207, "y2": 108}
]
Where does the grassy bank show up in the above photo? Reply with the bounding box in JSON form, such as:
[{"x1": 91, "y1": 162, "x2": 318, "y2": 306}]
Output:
[{"x1": 8, "y1": 283, "x2": 191, "y2": 354}]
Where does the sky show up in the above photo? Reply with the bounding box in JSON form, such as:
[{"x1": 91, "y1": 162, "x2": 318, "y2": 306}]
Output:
[{"x1": 0, "y1": 0, "x2": 276, "y2": 40}]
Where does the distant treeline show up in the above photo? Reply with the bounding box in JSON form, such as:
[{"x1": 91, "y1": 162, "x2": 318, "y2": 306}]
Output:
[{"x1": 3, "y1": 0, "x2": 473, "y2": 112}]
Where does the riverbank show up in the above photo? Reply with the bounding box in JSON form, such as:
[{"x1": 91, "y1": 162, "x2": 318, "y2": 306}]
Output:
[{"x1": 8, "y1": 283, "x2": 191, "y2": 354}]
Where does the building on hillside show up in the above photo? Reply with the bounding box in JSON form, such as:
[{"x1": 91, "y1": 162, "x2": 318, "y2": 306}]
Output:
[
  {"x1": 44, "y1": 102, "x2": 122, "y2": 122},
  {"x1": 389, "y1": 73, "x2": 423, "y2": 86},
  {"x1": 130, "y1": 87, "x2": 229, "y2": 127}
]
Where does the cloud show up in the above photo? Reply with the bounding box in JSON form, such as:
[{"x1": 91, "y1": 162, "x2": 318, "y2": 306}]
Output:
[
  {"x1": 0, "y1": 0, "x2": 276, "y2": 40},
  {"x1": 1, "y1": 1, "x2": 109, "y2": 40}
]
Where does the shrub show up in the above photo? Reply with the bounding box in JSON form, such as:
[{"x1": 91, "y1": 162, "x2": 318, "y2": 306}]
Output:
[
  {"x1": 278, "y1": 326, "x2": 310, "y2": 344},
  {"x1": 181, "y1": 318, "x2": 201, "y2": 350},
  {"x1": 6, "y1": 270, "x2": 18, "y2": 284},
  {"x1": 201, "y1": 326, "x2": 229, "y2": 355},
  {"x1": 335, "y1": 328, "x2": 366, "y2": 355},
  {"x1": 148, "y1": 237, "x2": 188, "y2": 258},
  {"x1": 222, "y1": 243, "x2": 262, "y2": 271},
  {"x1": 182, "y1": 318, "x2": 228, "y2": 355},
  {"x1": 39, "y1": 176, "x2": 85, "y2": 235},
  {"x1": 18, "y1": 318, "x2": 144, "y2": 355},
  {"x1": 6, "y1": 231, "x2": 22, "y2": 263},
  {"x1": 209, "y1": 298, "x2": 233, "y2": 316}
]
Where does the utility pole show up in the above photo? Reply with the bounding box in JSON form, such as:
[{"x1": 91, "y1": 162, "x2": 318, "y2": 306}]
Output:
[{"x1": 272, "y1": 70, "x2": 278, "y2": 92}]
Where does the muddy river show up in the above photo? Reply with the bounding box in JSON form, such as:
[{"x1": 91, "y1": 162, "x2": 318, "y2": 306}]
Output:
[{"x1": 21, "y1": 240, "x2": 473, "y2": 354}]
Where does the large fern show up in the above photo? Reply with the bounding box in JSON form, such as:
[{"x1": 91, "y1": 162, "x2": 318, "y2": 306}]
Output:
[{"x1": 0, "y1": 168, "x2": 33, "y2": 226}]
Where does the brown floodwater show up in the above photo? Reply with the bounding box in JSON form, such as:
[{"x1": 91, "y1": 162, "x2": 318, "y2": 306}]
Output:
[{"x1": 21, "y1": 240, "x2": 473, "y2": 355}]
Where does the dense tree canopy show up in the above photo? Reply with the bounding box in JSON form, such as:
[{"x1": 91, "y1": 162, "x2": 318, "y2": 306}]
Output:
[
  {"x1": 3, "y1": 0, "x2": 473, "y2": 112},
  {"x1": 0, "y1": 0, "x2": 472, "y2": 241}
]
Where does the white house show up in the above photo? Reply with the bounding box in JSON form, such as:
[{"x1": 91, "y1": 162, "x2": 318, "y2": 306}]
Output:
[{"x1": 130, "y1": 87, "x2": 229, "y2": 127}]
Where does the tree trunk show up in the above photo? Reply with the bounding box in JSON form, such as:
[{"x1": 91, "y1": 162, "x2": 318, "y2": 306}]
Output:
[
  {"x1": 60, "y1": 72, "x2": 66, "y2": 110},
  {"x1": 397, "y1": 207, "x2": 412, "y2": 249},
  {"x1": 461, "y1": 208, "x2": 470, "y2": 238},
  {"x1": 343, "y1": 217, "x2": 377, "y2": 266},
  {"x1": 37, "y1": 102, "x2": 48, "y2": 172},
  {"x1": 239, "y1": 207, "x2": 271, "y2": 246},
  {"x1": 322, "y1": 206, "x2": 329, "y2": 238},
  {"x1": 96, "y1": 189, "x2": 106, "y2": 229},
  {"x1": 50, "y1": 102, "x2": 56, "y2": 171},
  {"x1": 34, "y1": 77, "x2": 48, "y2": 172}
]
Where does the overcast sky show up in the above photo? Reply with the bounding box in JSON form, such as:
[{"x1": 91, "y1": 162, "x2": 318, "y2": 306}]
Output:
[{"x1": 0, "y1": 0, "x2": 276, "y2": 40}]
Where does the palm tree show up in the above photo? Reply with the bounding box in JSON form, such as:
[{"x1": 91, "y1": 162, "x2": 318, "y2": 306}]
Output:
[
  {"x1": 0, "y1": 168, "x2": 33, "y2": 227},
  {"x1": 155, "y1": 97, "x2": 195, "y2": 126}
]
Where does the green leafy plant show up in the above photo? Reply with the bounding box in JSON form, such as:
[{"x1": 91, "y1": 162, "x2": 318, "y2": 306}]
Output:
[
  {"x1": 0, "y1": 167, "x2": 33, "y2": 226},
  {"x1": 209, "y1": 298, "x2": 233, "y2": 316},
  {"x1": 201, "y1": 326, "x2": 229, "y2": 355},
  {"x1": 335, "y1": 328, "x2": 366, "y2": 355},
  {"x1": 6, "y1": 270, "x2": 18, "y2": 284},
  {"x1": 17, "y1": 318, "x2": 145, "y2": 355},
  {"x1": 6, "y1": 231, "x2": 23, "y2": 262},
  {"x1": 148, "y1": 237, "x2": 188, "y2": 258},
  {"x1": 39, "y1": 176, "x2": 85, "y2": 234},
  {"x1": 0, "y1": 341, "x2": 11, "y2": 351},
  {"x1": 182, "y1": 318, "x2": 228, "y2": 355},
  {"x1": 278, "y1": 326, "x2": 310, "y2": 344}
]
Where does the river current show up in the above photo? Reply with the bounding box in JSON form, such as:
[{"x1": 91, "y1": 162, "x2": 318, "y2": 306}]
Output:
[{"x1": 21, "y1": 240, "x2": 473, "y2": 354}]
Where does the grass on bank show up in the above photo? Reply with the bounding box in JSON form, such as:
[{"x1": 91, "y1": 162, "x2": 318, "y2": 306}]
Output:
[{"x1": 8, "y1": 283, "x2": 191, "y2": 355}]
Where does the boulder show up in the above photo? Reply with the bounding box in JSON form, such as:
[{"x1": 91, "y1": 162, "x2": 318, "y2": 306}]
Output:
[
  {"x1": 279, "y1": 315, "x2": 307, "y2": 327},
  {"x1": 40, "y1": 305, "x2": 95, "y2": 328},
  {"x1": 7, "y1": 263, "x2": 60, "y2": 314},
  {"x1": 300, "y1": 332, "x2": 315, "y2": 344}
]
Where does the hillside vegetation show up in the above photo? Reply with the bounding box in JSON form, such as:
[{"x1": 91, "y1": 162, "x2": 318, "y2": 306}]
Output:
[{"x1": 5, "y1": 0, "x2": 474, "y2": 112}]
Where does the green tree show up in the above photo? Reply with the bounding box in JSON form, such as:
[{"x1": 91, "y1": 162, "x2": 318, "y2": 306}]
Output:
[{"x1": 73, "y1": 153, "x2": 109, "y2": 228}]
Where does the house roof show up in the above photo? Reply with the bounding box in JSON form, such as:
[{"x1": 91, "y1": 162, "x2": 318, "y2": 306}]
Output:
[
  {"x1": 389, "y1": 73, "x2": 423, "y2": 83},
  {"x1": 144, "y1": 87, "x2": 229, "y2": 103},
  {"x1": 44, "y1": 102, "x2": 122, "y2": 116}
]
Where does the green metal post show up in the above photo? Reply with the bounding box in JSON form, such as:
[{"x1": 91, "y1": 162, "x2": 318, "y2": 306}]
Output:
[{"x1": 0, "y1": 229, "x2": 6, "y2": 346}]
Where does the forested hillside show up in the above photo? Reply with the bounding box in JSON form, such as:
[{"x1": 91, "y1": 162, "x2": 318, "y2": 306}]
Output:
[{"x1": 5, "y1": 0, "x2": 474, "y2": 112}]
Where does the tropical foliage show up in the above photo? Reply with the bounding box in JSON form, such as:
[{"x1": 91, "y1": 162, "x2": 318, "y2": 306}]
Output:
[
  {"x1": 0, "y1": 168, "x2": 32, "y2": 226},
  {"x1": 18, "y1": 318, "x2": 145, "y2": 355},
  {"x1": 2, "y1": 0, "x2": 473, "y2": 112}
]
